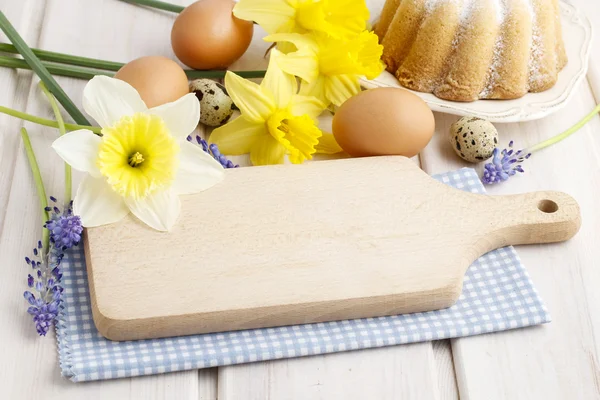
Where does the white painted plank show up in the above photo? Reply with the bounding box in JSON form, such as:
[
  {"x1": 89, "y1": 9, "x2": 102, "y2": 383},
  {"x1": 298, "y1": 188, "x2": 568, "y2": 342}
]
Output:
[
  {"x1": 219, "y1": 343, "x2": 445, "y2": 400},
  {"x1": 420, "y1": 83, "x2": 600, "y2": 398},
  {"x1": 0, "y1": 0, "x2": 45, "y2": 238},
  {"x1": 0, "y1": 0, "x2": 204, "y2": 397},
  {"x1": 198, "y1": 368, "x2": 218, "y2": 400},
  {"x1": 569, "y1": 0, "x2": 600, "y2": 102},
  {"x1": 432, "y1": 341, "x2": 459, "y2": 400},
  {"x1": 42, "y1": 0, "x2": 195, "y2": 66}
]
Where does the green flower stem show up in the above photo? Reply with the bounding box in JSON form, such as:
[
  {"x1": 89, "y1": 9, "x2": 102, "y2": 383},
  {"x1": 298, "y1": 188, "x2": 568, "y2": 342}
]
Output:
[
  {"x1": 0, "y1": 55, "x2": 114, "y2": 80},
  {"x1": 0, "y1": 11, "x2": 90, "y2": 126},
  {"x1": 40, "y1": 83, "x2": 71, "y2": 202},
  {"x1": 0, "y1": 43, "x2": 122, "y2": 71},
  {"x1": 120, "y1": 0, "x2": 185, "y2": 13},
  {"x1": 21, "y1": 127, "x2": 50, "y2": 251},
  {"x1": 65, "y1": 158, "x2": 72, "y2": 202},
  {"x1": 186, "y1": 69, "x2": 266, "y2": 79},
  {"x1": 0, "y1": 52, "x2": 266, "y2": 80},
  {"x1": 527, "y1": 104, "x2": 600, "y2": 153},
  {"x1": 0, "y1": 105, "x2": 101, "y2": 134}
]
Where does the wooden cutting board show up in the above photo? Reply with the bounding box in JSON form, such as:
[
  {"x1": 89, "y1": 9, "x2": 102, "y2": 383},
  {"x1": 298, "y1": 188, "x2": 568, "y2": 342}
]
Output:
[{"x1": 84, "y1": 156, "x2": 580, "y2": 341}]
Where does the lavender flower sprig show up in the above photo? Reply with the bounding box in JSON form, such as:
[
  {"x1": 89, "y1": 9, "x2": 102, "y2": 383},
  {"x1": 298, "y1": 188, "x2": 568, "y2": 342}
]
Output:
[
  {"x1": 482, "y1": 104, "x2": 600, "y2": 184},
  {"x1": 187, "y1": 134, "x2": 239, "y2": 168},
  {"x1": 21, "y1": 126, "x2": 82, "y2": 336},
  {"x1": 24, "y1": 241, "x2": 62, "y2": 336},
  {"x1": 482, "y1": 141, "x2": 531, "y2": 184},
  {"x1": 24, "y1": 199, "x2": 82, "y2": 336}
]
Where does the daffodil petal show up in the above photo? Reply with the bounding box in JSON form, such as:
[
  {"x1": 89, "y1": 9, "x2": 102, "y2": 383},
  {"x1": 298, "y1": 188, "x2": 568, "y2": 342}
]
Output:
[
  {"x1": 315, "y1": 132, "x2": 344, "y2": 154},
  {"x1": 290, "y1": 95, "x2": 325, "y2": 119},
  {"x1": 324, "y1": 74, "x2": 361, "y2": 106},
  {"x1": 51, "y1": 129, "x2": 102, "y2": 177},
  {"x1": 264, "y1": 34, "x2": 320, "y2": 83},
  {"x1": 276, "y1": 49, "x2": 320, "y2": 84},
  {"x1": 299, "y1": 76, "x2": 327, "y2": 106},
  {"x1": 276, "y1": 41, "x2": 300, "y2": 54},
  {"x1": 264, "y1": 33, "x2": 318, "y2": 53},
  {"x1": 305, "y1": 0, "x2": 369, "y2": 38},
  {"x1": 73, "y1": 175, "x2": 129, "y2": 227},
  {"x1": 209, "y1": 116, "x2": 264, "y2": 155},
  {"x1": 82, "y1": 75, "x2": 147, "y2": 128},
  {"x1": 125, "y1": 189, "x2": 181, "y2": 232},
  {"x1": 146, "y1": 93, "x2": 200, "y2": 139},
  {"x1": 262, "y1": 49, "x2": 297, "y2": 108},
  {"x1": 225, "y1": 71, "x2": 275, "y2": 123},
  {"x1": 172, "y1": 142, "x2": 225, "y2": 195},
  {"x1": 233, "y1": 0, "x2": 296, "y2": 34},
  {"x1": 250, "y1": 135, "x2": 286, "y2": 166}
]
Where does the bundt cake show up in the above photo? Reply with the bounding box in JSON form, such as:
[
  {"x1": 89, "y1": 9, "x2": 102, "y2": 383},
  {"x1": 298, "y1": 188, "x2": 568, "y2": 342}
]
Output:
[{"x1": 375, "y1": 0, "x2": 568, "y2": 102}]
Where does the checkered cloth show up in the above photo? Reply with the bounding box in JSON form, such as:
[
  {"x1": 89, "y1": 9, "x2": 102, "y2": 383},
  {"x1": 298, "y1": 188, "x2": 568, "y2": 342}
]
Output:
[{"x1": 57, "y1": 168, "x2": 550, "y2": 382}]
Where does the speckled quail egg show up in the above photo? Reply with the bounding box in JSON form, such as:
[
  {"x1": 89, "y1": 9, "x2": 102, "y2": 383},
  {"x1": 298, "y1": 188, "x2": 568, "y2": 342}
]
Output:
[
  {"x1": 189, "y1": 79, "x2": 234, "y2": 127},
  {"x1": 449, "y1": 116, "x2": 498, "y2": 163}
]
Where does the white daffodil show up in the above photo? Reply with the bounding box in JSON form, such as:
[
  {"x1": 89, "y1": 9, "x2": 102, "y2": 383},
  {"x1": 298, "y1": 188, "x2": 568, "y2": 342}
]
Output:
[{"x1": 52, "y1": 76, "x2": 224, "y2": 231}]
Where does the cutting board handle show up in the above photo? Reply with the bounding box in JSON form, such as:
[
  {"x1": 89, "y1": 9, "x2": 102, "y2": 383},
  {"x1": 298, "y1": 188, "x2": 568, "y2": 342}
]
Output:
[{"x1": 484, "y1": 190, "x2": 581, "y2": 248}]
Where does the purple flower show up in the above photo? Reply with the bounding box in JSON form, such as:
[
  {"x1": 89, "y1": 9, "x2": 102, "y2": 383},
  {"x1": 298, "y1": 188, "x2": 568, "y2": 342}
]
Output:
[
  {"x1": 23, "y1": 197, "x2": 79, "y2": 336},
  {"x1": 186, "y1": 135, "x2": 239, "y2": 169},
  {"x1": 482, "y1": 141, "x2": 531, "y2": 185},
  {"x1": 23, "y1": 243, "x2": 63, "y2": 337},
  {"x1": 23, "y1": 242, "x2": 62, "y2": 336},
  {"x1": 44, "y1": 198, "x2": 82, "y2": 250},
  {"x1": 24, "y1": 291, "x2": 59, "y2": 336}
]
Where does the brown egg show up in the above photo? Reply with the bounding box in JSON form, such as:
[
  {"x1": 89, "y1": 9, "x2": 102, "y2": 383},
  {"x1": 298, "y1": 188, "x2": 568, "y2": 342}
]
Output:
[
  {"x1": 114, "y1": 56, "x2": 189, "y2": 108},
  {"x1": 171, "y1": 0, "x2": 254, "y2": 70},
  {"x1": 332, "y1": 88, "x2": 435, "y2": 158}
]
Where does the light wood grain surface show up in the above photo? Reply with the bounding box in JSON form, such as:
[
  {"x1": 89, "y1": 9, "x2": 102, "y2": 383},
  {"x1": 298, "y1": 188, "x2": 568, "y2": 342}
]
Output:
[
  {"x1": 0, "y1": 0, "x2": 598, "y2": 399},
  {"x1": 86, "y1": 156, "x2": 580, "y2": 341}
]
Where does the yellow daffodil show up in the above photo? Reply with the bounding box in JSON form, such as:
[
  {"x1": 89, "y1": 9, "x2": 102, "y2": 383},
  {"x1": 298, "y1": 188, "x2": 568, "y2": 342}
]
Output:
[
  {"x1": 209, "y1": 50, "x2": 339, "y2": 165},
  {"x1": 52, "y1": 76, "x2": 224, "y2": 231},
  {"x1": 264, "y1": 31, "x2": 384, "y2": 106},
  {"x1": 233, "y1": 0, "x2": 369, "y2": 39}
]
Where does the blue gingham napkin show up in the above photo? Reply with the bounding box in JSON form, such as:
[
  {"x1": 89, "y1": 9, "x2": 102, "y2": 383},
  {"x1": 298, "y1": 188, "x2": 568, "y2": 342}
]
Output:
[{"x1": 57, "y1": 168, "x2": 550, "y2": 382}]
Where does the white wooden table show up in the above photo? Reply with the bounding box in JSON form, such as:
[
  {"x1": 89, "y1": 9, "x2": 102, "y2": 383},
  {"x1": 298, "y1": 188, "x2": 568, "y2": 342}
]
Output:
[{"x1": 1, "y1": 1, "x2": 599, "y2": 398}]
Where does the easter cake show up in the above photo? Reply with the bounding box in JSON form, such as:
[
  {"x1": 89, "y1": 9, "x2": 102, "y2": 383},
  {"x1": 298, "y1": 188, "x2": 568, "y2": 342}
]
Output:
[{"x1": 375, "y1": 0, "x2": 568, "y2": 102}]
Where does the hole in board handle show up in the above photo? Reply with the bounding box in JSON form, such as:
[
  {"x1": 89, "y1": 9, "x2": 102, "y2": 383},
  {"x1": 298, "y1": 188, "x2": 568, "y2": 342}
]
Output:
[{"x1": 538, "y1": 199, "x2": 559, "y2": 214}]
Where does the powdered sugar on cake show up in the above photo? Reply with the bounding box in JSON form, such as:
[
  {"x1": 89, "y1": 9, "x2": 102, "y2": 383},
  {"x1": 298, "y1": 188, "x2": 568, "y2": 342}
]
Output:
[
  {"x1": 377, "y1": 0, "x2": 566, "y2": 101},
  {"x1": 527, "y1": 1, "x2": 545, "y2": 89}
]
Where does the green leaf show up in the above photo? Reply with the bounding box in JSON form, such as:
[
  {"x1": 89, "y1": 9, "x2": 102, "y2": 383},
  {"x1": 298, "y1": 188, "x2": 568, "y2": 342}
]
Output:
[
  {"x1": 0, "y1": 55, "x2": 113, "y2": 80},
  {"x1": 0, "y1": 43, "x2": 122, "y2": 71},
  {"x1": 21, "y1": 127, "x2": 51, "y2": 250},
  {"x1": 0, "y1": 11, "x2": 90, "y2": 125},
  {"x1": 120, "y1": 0, "x2": 185, "y2": 13},
  {"x1": 0, "y1": 104, "x2": 101, "y2": 134},
  {"x1": 0, "y1": 52, "x2": 267, "y2": 80},
  {"x1": 40, "y1": 82, "x2": 72, "y2": 201}
]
